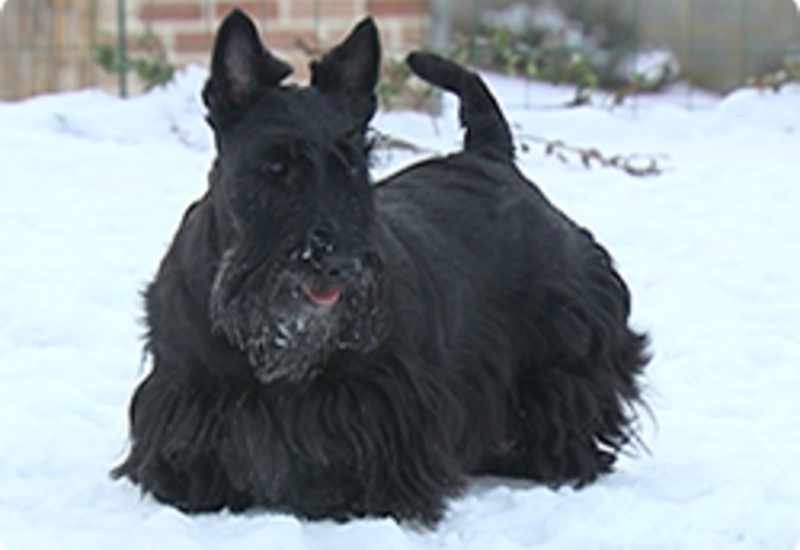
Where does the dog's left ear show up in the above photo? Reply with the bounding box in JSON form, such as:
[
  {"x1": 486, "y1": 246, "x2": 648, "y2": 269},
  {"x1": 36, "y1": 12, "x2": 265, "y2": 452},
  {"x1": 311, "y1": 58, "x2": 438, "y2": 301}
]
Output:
[{"x1": 310, "y1": 17, "x2": 381, "y2": 123}]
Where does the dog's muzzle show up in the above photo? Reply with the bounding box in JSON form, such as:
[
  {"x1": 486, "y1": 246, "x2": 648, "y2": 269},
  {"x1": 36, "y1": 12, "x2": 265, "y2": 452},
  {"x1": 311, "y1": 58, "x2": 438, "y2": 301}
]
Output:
[
  {"x1": 208, "y1": 238, "x2": 388, "y2": 384},
  {"x1": 293, "y1": 221, "x2": 369, "y2": 307}
]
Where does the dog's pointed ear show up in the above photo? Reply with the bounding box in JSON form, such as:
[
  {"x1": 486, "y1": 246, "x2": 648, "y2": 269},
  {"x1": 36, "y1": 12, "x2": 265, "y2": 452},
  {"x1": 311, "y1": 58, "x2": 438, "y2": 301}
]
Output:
[
  {"x1": 203, "y1": 9, "x2": 293, "y2": 123},
  {"x1": 310, "y1": 17, "x2": 381, "y2": 122}
]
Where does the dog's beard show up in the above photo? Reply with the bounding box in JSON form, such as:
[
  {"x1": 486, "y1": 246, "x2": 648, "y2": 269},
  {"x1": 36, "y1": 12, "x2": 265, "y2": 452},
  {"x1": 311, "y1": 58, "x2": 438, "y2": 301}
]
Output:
[{"x1": 209, "y1": 247, "x2": 388, "y2": 384}]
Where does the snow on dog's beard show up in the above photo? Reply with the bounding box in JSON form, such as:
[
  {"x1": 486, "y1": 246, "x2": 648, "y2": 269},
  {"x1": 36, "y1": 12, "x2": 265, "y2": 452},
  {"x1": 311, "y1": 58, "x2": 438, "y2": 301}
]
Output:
[{"x1": 209, "y1": 247, "x2": 388, "y2": 384}]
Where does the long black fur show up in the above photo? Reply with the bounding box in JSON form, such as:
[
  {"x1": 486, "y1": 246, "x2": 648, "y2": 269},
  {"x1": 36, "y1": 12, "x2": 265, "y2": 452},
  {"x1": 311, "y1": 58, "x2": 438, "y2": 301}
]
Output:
[{"x1": 114, "y1": 10, "x2": 649, "y2": 526}]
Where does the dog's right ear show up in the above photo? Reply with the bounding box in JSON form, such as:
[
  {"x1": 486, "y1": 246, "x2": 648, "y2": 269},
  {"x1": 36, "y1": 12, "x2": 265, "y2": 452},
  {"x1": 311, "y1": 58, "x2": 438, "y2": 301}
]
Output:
[{"x1": 202, "y1": 9, "x2": 293, "y2": 125}]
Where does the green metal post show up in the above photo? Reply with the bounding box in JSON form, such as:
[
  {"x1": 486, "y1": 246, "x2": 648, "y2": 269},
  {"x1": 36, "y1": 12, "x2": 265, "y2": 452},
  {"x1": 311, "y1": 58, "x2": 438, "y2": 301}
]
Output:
[
  {"x1": 470, "y1": 0, "x2": 480, "y2": 61},
  {"x1": 430, "y1": 0, "x2": 452, "y2": 114},
  {"x1": 631, "y1": 0, "x2": 642, "y2": 45},
  {"x1": 683, "y1": 0, "x2": 693, "y2": 84},
  {"x1": 117, "y1": 0, "x2": 127, "y2": 97},
  {"x1": 740, "y1": 0, "x2": 749, "y2": 87},
  {"x1": 314, "y1": 0, "x2": 320, "y2": 52}
]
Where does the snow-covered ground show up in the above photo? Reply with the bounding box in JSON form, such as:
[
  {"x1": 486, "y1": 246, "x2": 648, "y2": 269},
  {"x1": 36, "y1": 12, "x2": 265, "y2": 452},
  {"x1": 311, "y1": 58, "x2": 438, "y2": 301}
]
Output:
[{"x1": 1, "y1": 66, "x2": 799, "y2": 549}]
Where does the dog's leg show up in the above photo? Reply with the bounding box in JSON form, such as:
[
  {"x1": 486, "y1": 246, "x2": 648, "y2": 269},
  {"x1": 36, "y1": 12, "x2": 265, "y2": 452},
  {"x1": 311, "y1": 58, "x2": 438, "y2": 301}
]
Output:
[
  {"x1": 266, "y1": 360, "x2": 467, "y2": 525},
  {"x1": 113, "y1": 369, "x2": 254, "y2": 513},
  {"x1": 495, "y1": 271, "x2": 648, "y2": 486},
  {"x1": 117, "y1": 357, "x2": 465, "y2": 524}
]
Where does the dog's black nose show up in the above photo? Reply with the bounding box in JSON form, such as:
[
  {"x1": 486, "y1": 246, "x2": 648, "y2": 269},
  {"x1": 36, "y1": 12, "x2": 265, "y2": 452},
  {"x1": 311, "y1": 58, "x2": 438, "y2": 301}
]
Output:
[
  {"x1": 318, "y1": 254, "x2": 362, "y2": 284},
  {"x1": 299, "y1": 222, "x2": 362, "y2": 283}
]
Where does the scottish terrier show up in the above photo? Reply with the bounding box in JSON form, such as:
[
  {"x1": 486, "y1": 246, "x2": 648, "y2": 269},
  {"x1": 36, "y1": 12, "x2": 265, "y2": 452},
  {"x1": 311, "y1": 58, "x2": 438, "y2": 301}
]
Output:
[{"x1": 114, "y1": 9, "x2": 649, "y2": 525}]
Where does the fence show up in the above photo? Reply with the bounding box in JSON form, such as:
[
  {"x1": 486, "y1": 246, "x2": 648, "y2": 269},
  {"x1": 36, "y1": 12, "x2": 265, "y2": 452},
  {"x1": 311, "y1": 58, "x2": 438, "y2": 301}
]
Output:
[
  {"x1": 1, "y1": 0, "x2": 799, "y2": 100},
  {"x1": 0, "y1": 0, "x2": 431, "y2": 100},
  {"x1": 454, "y1": 0, "x2": 800, "y2": 91},
  {"x1": 0, "y1": 0, "x2": 99, "y2": 100}
]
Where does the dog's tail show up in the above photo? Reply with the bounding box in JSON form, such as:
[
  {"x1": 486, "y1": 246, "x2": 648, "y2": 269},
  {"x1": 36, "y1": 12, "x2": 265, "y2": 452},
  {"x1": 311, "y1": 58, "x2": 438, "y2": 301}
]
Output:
[{"x1": 406, "y1": 51, "x2": 514, "y2": 162}]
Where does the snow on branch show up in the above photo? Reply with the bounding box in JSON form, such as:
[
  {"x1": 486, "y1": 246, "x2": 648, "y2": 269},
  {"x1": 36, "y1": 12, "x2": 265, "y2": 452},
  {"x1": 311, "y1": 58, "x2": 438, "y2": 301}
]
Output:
[
  {"x1": 517, "y1": 133, "x2": 667, "y2": 178},
  {"x1": 371, "y1": 129, "x2": 667, "y2": 179}
]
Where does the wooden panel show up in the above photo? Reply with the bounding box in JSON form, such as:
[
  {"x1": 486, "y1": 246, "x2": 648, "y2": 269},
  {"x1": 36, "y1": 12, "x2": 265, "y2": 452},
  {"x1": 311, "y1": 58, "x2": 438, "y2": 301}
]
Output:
[{"x1": 0, "y1": 0, "x2": 97, "y2": 100}]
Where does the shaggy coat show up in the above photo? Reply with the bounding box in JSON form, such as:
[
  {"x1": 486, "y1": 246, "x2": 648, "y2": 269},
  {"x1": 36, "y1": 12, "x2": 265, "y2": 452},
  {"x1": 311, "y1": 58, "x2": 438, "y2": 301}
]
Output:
[{"x1": 114, "y1": 10, "x2": 649, "y2": 525}]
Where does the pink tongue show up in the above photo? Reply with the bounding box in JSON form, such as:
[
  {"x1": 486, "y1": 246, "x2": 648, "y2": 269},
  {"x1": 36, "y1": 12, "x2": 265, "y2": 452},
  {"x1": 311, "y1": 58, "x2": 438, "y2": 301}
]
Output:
[{"x1": 304, "y1": 286, "x2": 342, "y2": 306}]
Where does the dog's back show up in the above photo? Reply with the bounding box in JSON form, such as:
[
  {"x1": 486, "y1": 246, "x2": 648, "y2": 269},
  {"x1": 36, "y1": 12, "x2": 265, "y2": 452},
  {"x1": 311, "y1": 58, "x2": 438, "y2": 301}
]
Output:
[{"x1": 375, "y1": 52, "x2": 648, "y2": 486}]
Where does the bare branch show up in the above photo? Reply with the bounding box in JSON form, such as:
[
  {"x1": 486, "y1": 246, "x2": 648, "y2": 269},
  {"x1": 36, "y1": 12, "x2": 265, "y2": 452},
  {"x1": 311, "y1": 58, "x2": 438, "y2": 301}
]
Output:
[{"x1": 518, "y1": 133, "x2": 667, "y2": 178}]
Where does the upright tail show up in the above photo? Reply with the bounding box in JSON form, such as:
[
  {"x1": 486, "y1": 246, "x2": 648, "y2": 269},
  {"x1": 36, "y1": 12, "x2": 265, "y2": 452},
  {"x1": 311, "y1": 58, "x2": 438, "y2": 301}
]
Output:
[{"x1": 406, "y1": 52, "x2": 514, "y2": 162}]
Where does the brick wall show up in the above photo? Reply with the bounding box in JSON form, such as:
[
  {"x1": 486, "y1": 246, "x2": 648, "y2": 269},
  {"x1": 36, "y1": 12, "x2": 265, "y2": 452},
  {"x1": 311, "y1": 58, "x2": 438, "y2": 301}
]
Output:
[{"x1": 97, "y1": 0, "x2": 431, "y2": 89}]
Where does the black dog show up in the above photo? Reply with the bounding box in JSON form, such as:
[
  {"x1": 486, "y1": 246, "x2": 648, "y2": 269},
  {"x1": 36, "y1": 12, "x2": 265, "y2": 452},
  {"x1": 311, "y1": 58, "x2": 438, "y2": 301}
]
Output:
[{"x1": 114, "y1": 10, "x2": 649, "y2": 525}]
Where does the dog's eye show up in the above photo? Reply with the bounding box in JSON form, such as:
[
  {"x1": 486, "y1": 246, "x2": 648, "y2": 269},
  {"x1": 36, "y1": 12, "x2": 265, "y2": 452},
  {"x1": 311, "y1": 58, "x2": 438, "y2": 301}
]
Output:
[{"x1": 264, "y1": 160, "x2": 288, "y2": 178}]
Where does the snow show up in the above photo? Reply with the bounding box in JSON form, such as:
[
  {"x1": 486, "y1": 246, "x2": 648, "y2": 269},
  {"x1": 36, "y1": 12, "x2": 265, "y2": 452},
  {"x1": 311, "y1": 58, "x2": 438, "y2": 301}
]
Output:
[{"x1": 1, "y1": 65, "x2": 799, "y2": 550}]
